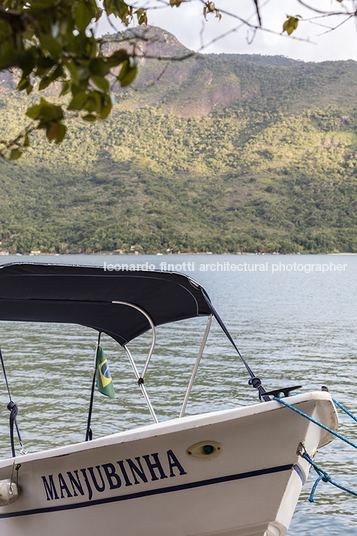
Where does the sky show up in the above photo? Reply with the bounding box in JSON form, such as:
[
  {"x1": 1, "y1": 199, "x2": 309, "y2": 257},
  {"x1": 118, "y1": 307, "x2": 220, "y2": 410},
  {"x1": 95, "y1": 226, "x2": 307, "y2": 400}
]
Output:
[{"x1": 96, "y1": 0, "x2": 357, "y2": 62}]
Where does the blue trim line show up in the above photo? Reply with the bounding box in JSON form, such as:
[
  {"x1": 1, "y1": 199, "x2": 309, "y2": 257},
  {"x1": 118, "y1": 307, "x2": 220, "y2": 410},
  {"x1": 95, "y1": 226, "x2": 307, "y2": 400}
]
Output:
[
  {"x1": 293, "y1": 464, "x2": 305, "y2": 485},
  {"x1": 0, "y1": 464, "x2": 293, "y2": 519}
]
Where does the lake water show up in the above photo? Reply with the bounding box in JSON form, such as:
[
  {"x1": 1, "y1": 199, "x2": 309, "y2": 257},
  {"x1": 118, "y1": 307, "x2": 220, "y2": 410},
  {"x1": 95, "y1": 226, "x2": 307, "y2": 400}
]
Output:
[{"x1": 0, "y1": 253, "x2": 356, "y2": 534}]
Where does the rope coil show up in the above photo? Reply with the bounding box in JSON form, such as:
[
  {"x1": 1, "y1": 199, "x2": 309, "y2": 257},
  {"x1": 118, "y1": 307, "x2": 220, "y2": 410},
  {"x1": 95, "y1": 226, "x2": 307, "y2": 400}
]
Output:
[{"x1": 302, "y1": 451, "x2": 357, "y2": 502}]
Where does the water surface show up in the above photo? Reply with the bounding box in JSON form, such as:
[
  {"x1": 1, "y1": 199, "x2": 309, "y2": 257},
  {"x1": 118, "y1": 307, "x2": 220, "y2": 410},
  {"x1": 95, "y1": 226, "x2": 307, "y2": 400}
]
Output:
[{"x1": 0, "y1": 254, "x2": 356, "y2": 534}]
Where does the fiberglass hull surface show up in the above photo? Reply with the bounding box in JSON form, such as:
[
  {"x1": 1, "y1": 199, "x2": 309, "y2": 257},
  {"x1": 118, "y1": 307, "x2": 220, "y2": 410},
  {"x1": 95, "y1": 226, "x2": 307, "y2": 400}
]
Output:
[{"x1": 0, "y1": 392, "x2": 337, "y2": 536}]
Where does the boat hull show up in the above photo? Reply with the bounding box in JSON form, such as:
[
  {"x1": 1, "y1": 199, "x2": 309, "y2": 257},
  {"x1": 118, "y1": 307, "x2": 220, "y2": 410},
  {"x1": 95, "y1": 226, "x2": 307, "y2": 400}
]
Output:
[{"x1": 0, "y1": 392, "x2": 337, "y2": 536}]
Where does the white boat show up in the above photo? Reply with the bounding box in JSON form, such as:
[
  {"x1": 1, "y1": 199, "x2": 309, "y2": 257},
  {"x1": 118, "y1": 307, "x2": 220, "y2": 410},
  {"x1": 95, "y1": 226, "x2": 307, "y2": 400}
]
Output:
[{"x1": 0, "y1": 263, "x2": 338, "y2": 536}]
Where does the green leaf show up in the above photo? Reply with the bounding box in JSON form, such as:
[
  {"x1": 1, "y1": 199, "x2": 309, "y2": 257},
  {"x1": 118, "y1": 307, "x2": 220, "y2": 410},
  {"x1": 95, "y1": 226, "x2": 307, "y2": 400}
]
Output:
[
  {"x1": 99, "y1": 95, "x2": 112, "y2": 119},
  {"x1": 26, "y1": 104, "x2": 42, "y2": 120},
  {"x1": 19, "y1": 53, "x2": 35, "y2": 78},
  {"x1": 91, "y1": 75, "x2": 110, "y2": 92},
  {"x1": 39, "y1": 99, "x2": 64, "y2": 121},
  {"x1": 23, "y1": 135, "x2": 30, "y2": 148},
  {"x1": 35, "y1": 57, "x2": 56, "y2": 77},
  {"x1": 26, "y1": 99, "x2": 64, "y2": 124},
  {"x1": 22, "y1": 31, "x2": 37, "y2": 41},
  {"x1": 50, "y1": 65, "x2": 65, "y2": 82},
  {"x1": 66, "y1": 61, "x2": 80, "y2": 86},
  {"x1": 17, "y1": 78, "x2": 30, "y2": 92},
  {"x1": 55, "y1": 123, "x2": 67, "y2": 144},
  {"x1": 118, "y1": 59, "x2": 137, "y2": 87},
  {"x1": 9, "y1": 149, "x2": 23, "y2": 161},
  {"x1": 39, "y1": 33, "x2": 63, "y2": 58},
  {"x1": 135, "y1": 8, "x2": 147, "y2": 25},
  {"x1": 45, "y1": 121, "x2": 66, "y2": 143},
  {"x1": 0, "y1": 40, "x2": 17, "y2": 71},
  {"x1": 89, "y1": 58, "x2": 110, "y2": 77},
  {"x1": 82, "y1": 114, "x2": 97, "y2": 121},
  {"x1": 107, "y1": 49, "x2": 128, "y2": 68},
  {"x1": 282, "y1": 16, "x2": 300, "y2": 35},
  {"x1": 88, "y1": 90, "x2": 102, "y2": 114},
  {"x1": 103, "y1": 0, "x2": 130, "y2": 23},
  {"x1": 75, "y1": 2, "x2": 94, "y2": 33},
  {"x1": 112, "y1": 49, "x2": 129, "y2": 61},
  {"x1": 67, "y1": 92, "x2": 88, "y2": 111},
  {"x1": 71, "y1": 83, "x2": 87, "y2": 96},
  {"x1": 47, "y1": 122, "x2": 59, "y2": 142},
  {"x1": 39, "y1": 77, "x2": 52, "y2": 91},
  {"x1": 76, "y1": 64, "x2": 91, "y2": 82},
  {"x1": 60, "y1": 81, "x2": 70, "y2": 96}
]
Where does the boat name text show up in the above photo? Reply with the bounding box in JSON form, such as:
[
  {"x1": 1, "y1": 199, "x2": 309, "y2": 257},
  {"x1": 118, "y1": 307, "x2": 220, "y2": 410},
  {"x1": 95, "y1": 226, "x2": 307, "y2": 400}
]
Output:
[{"x1": 41, "y1": 449, "x2": 187, "y2": 501}]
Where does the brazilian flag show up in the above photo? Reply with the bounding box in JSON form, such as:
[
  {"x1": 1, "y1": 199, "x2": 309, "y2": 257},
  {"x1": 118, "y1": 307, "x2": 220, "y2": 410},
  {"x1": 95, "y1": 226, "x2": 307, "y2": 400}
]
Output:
[{"x1": 96, "y1": 345, "x2": 115, "y2": 398}]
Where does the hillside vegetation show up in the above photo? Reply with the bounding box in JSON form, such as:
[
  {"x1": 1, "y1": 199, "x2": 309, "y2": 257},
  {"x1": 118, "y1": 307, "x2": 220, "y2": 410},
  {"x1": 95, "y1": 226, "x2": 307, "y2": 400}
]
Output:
[{"x1": 1, "y1": 27, "x2": 357, "y2": 254}]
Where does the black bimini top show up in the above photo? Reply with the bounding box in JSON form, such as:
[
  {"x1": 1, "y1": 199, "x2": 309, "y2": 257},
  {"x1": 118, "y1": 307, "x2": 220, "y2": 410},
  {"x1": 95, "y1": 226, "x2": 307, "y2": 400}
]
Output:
[{"x1": 0, "y1": 263, "x2": 212, "y2": 345}]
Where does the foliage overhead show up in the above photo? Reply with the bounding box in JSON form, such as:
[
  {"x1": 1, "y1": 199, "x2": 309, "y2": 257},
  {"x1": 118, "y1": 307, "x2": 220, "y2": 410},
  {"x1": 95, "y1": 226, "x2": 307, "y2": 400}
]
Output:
[
  {"x1": 1, "y1": 37, "x2": 357, "y2": 255},
  {"x1": 0, "y1": 0, "x2": 149, "y2": 157},
  {"x1": 0, "y1": 0, "x2": 354, "y2": 158}
]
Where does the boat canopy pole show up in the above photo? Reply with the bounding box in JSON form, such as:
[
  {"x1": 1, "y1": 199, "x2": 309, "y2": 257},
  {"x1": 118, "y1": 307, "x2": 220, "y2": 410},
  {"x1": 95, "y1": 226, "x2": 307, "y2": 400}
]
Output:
[
  {"x1": 112, "y1": 301, "x2": 158, "y2": 424},
  {"x1": 180, "y1": 315, "x2": 212, "y2": 418},
  {"x1": 85, "y1": 332, "x2": 101, "y2": 441},
  {"x1": 123, "y1": 345, "x2": 158, "y2": 423},
  {"x1": 112, "y1": 301, "x2": 157, "y2": 381}
]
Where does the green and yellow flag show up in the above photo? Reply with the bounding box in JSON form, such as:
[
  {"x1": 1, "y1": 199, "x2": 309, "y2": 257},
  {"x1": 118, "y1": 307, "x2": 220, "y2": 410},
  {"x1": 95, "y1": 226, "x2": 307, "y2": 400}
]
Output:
[{"x1": 95, "y1": 345, "x2": 115, "y2": 398}]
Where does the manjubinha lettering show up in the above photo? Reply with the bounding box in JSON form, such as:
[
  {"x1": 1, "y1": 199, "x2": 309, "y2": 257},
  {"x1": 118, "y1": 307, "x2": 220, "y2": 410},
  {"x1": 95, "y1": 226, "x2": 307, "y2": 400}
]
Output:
[{"x1": 41, "y1": 449, "x2": 187, "y2": 501}]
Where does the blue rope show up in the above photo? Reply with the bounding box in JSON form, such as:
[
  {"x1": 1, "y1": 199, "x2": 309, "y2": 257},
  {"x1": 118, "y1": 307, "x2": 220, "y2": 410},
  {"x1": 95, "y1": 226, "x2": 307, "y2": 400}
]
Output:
[
  {"x1": 332, "y1": 398, "x2": 357, "y2": 424},
  {"x1": 273, "y1": 397, "x2": 357, "y2": 450},
  {"x1": 302, "y1": 452, "x2": 357, "y2": 502},
  {"x1": 273, "y1": 396, "x2": 357, "y2": 502}
]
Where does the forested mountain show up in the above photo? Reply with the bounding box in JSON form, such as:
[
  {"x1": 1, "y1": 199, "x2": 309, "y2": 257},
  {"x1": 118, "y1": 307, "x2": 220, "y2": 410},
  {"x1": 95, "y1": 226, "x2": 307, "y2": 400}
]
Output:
[{"x1": 1, "y1": 26, "x2": 357, "y2": 254}]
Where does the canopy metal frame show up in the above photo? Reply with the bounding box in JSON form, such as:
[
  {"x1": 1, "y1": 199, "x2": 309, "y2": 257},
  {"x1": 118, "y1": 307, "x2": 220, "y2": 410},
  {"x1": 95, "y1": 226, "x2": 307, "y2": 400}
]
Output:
[{"x1": 113, "y1": 301, "x2": 212, "y2": 423}]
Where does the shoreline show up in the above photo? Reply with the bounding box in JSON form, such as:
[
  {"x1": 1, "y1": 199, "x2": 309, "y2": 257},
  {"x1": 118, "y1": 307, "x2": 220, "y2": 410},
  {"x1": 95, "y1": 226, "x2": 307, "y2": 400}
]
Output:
[{"x1": 1, "y1": 252, "x2": 357, "y2": 257}]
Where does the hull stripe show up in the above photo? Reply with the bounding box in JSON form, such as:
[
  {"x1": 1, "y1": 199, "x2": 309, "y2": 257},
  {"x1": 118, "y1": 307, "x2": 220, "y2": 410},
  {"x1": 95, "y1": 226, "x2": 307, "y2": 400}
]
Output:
[
  {"x1": 293, "y1": 464, "x2": 305, "y2": 485},
  {"x1": 0, "y1": 463, "x2": 293, "y2": 519}
]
